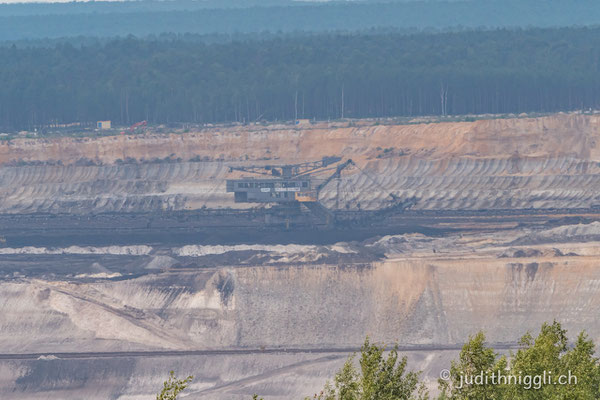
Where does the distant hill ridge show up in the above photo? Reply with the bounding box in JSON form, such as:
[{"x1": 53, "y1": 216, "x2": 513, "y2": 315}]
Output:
[{"x1": 1, "y1": 0, "x2": 600, "y2": 40}]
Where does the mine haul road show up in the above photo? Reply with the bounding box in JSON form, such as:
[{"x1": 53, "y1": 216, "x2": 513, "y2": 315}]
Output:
[{"x1": 0, "y1": 343, "x2": 521, "y2": 361}]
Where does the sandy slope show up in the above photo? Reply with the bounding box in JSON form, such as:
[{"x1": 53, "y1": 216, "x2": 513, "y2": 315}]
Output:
[
  {"x1": 2, "y1": 113, "x2": 600, "y2": 165},
  {"x1": 2, "y1": 113, "x2": 600, "y2": 398},
  {"x1": 2, "y1": 113, "x2": 600, "y2": 213}
]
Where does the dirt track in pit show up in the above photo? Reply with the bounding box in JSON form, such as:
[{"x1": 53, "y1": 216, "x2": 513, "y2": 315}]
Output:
[{"x1": 0, "y1": 342, "x2": 521, "y2": 360}]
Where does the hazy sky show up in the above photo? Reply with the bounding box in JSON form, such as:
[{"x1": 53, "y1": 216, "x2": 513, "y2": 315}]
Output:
[
  {"x1": 0, "y1": 0, "x2": 122, "y2": 3},
  {"x1": 0, "y1": 0, "x2": 344, "y2": 4},
  {"x1": 0, "y1": 0, "x2": 319, "y2": 3}
]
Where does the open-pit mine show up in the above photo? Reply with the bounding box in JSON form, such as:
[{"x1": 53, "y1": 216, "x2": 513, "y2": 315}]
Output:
[{"x1": 2, "y1": 113, "x2": 600, "y2": 399}]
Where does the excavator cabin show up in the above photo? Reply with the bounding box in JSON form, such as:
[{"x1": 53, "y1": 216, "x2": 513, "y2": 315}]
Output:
[{"x1": 226, "y1": 178, "x2": 314, "y2": 203}]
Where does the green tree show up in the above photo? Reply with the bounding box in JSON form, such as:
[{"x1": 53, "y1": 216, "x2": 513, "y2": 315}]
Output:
[
  {"x1": 559, "y1": 332, "x2": 600, "y2": 400},
  {"x1": 440, "y1": 321, "x2": 600, "y2": 400},
  {"x1": 506, "y1": 321, "x2": 600, "y2": 400},
  {"x1": 306, "y1": 337, "x2": 428, "y2": 400},
  {"x1": 156, "y1": 371, "x2": 194, "y2": 400},
  {"x1": 438, "y1": 331, "x2": 507, "y2": 400},
  {"x1": 507, "y1": 321, "x2": 568, "y2": 400}
]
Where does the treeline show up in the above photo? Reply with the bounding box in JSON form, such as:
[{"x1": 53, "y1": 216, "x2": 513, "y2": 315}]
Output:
[
  {"x1": 281, "y1": 322, "x2": 599, "y2": 399},
  {"x1": 0, "y1": 0, "x2": 302, "y2": 17},
  {"x1": 2, "y1": 27, "x2": 600, "y2": 131},
  {"x1": 165, "y1": 321, "x2": 600, "y2": 399},
  {"x1": 3, "y1": 0, "x2": 600, "y2": 41}
]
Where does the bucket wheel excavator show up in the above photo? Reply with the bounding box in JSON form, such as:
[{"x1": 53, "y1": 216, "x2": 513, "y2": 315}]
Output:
[
  {"x1": 226, "y1": 157, "x2": 355, "y2": 205},
  {"x1": 226, "y1": 157, "x2": 411, "y2": 226}
]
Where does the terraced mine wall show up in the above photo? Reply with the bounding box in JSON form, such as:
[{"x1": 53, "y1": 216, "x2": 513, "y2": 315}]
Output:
[
  {"x1": 2, "y1": 113, "x2": 600, "y2": 349},
  {"x1": 3, "y1": 253, "x2": 600, "y2": 355},
  {"x1": 2, "y1": 230, "x2": 600, "y2": 400},
  {"x1": 2, "y1": 113, "x2": 600, "y2": 214},
  {"x1": 2, "y1": 113, "x2": 600, "y2": 399}
]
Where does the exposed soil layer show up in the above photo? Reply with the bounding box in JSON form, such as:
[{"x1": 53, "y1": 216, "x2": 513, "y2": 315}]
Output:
[
  {"x1": 2, "y1": 113, "x2": 600, "y2": 214},
  {"x1": 2, "y1": 113, "x2": 600, "y2": 399},
  {"x1": 1, "y1": 220, "x2": 600, "y2": 398}
]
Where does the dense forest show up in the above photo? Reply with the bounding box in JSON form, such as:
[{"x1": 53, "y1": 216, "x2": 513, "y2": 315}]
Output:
[
  {"x1": 2, "y1": 26, "x2": 600, "y2": 131},
  {"x1": 0, "y1": 0, "x2": 303, "y2": 16},
  {"x1": 2, "y1": 0, "x2": 600, "y2": 40}
]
